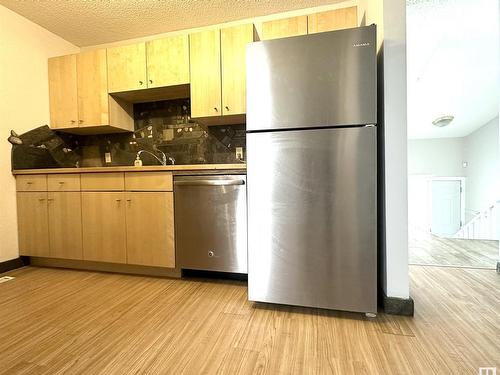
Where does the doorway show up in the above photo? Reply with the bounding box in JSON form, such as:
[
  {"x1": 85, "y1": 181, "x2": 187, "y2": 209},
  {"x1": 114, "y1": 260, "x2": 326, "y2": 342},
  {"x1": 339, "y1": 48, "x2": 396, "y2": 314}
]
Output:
[
  {"x1": 406, "y1": 0, "x2": 499, "y2": 269},
  {"x1": 431, "y1": 179, "x2": 462, "y2": 237}
]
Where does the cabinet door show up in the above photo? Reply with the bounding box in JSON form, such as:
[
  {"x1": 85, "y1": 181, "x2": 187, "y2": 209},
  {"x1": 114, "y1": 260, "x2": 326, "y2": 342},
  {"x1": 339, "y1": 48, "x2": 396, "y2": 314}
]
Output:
[
  {"x1": 126, "y1": 192, "x2": 175, "y2": 268},
  {"x1": 48, "y1": 54, "x2": 78, "y2": 129},
  {"x1": 146, "y1": 35, "x2": 190, "y2": 88},
  {"x1": 82, "y1": 192, "x2": 127, "y2": 263},
  {"x1": 189, "y1": 30, "x2": 222, "y2": 118},
  {"x1": 107, "y1": 43, "x2": 147, "y2": 93},
  {"x1": 308, "y1": 7, "x2": 358, "y2": 34},
  {"x1": 261, "y1": 16, "x2": 308, "y2": 40},
  {"x1": 77, "y1": 49, "x2": 109, "y2": 127},
  {"x1": 47, "y1": 192, "x2": 83, "y2": 260},
  {"x1": 17, "y1": 192, "x2": 50, "y2": 257},
  {"x1": 221, "y1": 24, "x2": 254, "y2": 116}
]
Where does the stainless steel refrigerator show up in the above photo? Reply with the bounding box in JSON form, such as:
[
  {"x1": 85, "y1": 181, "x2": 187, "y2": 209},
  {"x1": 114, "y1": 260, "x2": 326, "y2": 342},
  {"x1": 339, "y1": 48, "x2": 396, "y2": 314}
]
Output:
[{"x1": 246, "y1": 25, "x2": 377, "y2": 314}]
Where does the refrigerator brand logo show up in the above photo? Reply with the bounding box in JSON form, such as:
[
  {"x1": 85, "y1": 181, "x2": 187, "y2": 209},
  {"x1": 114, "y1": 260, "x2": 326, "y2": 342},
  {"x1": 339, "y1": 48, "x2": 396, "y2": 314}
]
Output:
[{"x1": 353, "y1": 42, "x2": 370, "y2": 47}]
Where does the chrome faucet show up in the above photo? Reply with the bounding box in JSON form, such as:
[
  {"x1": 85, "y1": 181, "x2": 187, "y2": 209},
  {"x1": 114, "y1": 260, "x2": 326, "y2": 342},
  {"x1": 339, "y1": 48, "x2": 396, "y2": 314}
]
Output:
[{"x1": 135, "y1": 150, "x2": 175, "y2": 166}]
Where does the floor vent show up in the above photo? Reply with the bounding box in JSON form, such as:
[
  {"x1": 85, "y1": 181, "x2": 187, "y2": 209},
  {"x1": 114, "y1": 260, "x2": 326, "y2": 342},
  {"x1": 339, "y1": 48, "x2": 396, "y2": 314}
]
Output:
[{"x1": 0, "y1": 276, "x2": 15, "y2": 284}]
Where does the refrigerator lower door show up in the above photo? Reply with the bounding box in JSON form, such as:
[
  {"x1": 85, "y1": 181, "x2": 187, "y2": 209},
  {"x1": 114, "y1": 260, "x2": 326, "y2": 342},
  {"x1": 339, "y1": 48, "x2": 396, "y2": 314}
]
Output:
[{"x1": 247, "y1": 127, "x2": 377, "y2": 313}]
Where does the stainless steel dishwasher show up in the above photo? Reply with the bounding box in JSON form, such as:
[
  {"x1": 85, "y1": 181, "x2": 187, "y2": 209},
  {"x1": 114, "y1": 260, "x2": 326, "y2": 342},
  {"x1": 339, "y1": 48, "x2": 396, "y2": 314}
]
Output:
[{"x1": 174, "y1": 175, "x2": 247, "y2": 274}]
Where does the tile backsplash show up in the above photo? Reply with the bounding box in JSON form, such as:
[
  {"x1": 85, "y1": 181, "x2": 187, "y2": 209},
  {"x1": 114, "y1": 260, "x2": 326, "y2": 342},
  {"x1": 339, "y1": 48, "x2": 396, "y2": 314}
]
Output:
[{"x1": 12, "y1": 99, "x2": 246, "y2": 169}]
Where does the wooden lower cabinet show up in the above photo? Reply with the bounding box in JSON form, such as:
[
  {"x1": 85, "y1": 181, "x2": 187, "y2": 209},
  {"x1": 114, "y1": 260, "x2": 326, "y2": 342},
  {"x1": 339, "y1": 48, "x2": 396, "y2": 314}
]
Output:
[
  {"x1": 17, "y1": 192, "x2": 50, "y2": 257},
  {"x1": 16, "y1": 174, "x2": 176, "y2": 269},
  {"x1": 47, "y1": 192, "x2": 83, "y2": 260},
  {"x1": 81, "y1": 192, "x2": 127, "y2": 264},
  {"x1": 125, "y1": 192, "x2": 175, "y2": 268}
]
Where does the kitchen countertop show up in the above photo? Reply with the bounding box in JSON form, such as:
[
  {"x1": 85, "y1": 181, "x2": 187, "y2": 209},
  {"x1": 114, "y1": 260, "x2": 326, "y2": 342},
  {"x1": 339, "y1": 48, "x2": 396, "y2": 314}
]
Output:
[{"x1": 12, "y1": 164, "x2": 246, "y2": 175}]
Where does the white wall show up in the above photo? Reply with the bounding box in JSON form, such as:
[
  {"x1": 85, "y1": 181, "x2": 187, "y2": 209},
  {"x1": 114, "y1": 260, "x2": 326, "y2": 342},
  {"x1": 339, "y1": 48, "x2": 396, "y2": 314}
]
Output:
[
  {"x1": 408, "y1": 138, "x2": 464, "y2": 177},
  {"x1": 408, "y1": 118, "x2": 499, "y2": 224},
  {"x1": 358, "y1": 0, "x2": 409, "y2": 300},
  {"x1": 0, "y1": 5, "x2": 79, "y2": 262},
  {"x1": 408, "y1": 175, "x2": 432, "y2": 231},
  {"x1": 463, "y1": 117, "x2": 499, "y2": 215},
  {"x1": 381, "y1": 0, "x2": 409, "y2": 300}
]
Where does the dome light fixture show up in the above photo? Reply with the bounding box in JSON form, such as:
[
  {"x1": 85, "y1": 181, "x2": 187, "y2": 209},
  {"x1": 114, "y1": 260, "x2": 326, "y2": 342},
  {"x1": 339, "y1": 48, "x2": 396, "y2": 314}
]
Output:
[{"x1": 432, "y1": 115, "x2": 454, "y2": 127}]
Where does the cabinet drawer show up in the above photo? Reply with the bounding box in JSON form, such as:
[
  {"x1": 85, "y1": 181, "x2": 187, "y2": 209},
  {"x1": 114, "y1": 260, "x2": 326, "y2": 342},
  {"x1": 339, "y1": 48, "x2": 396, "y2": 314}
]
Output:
[
  {"x1": 81, "y1": 173, "x2": 125, "y2": 191},
  {"x1": 47, "y1": 174, "x2": 81, "y2": 191},
  {"x1": 125, "y1": 172, "x2": 173, "y2": 191},
  {"x1": 16, "y1": 175, "x2": 47, "y2": 191}
]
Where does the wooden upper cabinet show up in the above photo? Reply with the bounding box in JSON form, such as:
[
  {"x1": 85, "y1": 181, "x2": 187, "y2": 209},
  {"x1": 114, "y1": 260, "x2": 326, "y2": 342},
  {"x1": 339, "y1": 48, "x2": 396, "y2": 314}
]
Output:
[
  {"x1": 17, "y1": 192, "x2": 50, "y2": 257},
  {"x1": 125, "y1": 192, "x2": 175, "y2": 268},
  {"x1": 189, "y1": 29, "x2": 222, "y2": 118},
  {"x1": 48, "y1": 54, "x2": 78, "y2": 129},
  {"x1": 221, "y1": 24, "x2": 254, "y2": 116},
  {"x1": 261, "y1": 16, "x2": 308, "y2": 40},
  {"x1": 48, "y1": 49, "x2": 133, "y2": 133},
  {"x1": 146, "y1": 35, "x2": 190, "y2": 88},
  {"x1": 308, "y1": 7, "x2": 358, "y2": 34},
  {"x1": 76, "y1": 49, "x2": 109, "y2": 127},
  {"x1": 107, "y1": 43, "x2": 147, "y2": 93}
]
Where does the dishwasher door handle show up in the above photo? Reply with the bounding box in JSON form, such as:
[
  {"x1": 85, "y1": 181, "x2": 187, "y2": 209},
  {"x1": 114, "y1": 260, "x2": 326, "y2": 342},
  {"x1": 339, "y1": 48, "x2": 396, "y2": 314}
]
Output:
[{"x1": 175, "y1": 179, "x2": 245, "y2": 186}]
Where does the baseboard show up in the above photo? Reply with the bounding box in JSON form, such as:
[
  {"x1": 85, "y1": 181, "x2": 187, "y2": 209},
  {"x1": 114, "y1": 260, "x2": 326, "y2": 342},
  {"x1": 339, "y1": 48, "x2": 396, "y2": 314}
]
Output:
[
  {"x1": 383, "y1": 293, "x2": 414, "y2": 316},
  {"x1": 30, "y1": 257, "x2": 181, "y2": 278},
  {"x1": 0, "y1": 256, "x2": 29, "y2": 274}
]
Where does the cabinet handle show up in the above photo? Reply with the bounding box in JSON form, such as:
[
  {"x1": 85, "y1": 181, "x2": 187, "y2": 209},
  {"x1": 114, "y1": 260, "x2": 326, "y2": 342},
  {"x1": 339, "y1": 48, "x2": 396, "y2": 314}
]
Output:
[
  {"x1": 38, "y1": 198, "x2": 45, "y2": 201},
  {"x1": 26, "y1": 182, "x2": 33, "y2": 185},
  {"x1": 116, "y1": 199, "x2": 122, "y2": 202},
  {"x1": 225, "y1": 106, "x2": 229, "y2": 111},
  {"x1": 139, "y1": 81, "x2": 143, "y2": 85},
  {"x1": 214, "y1": 107, "x2": 218, "y2": 112},
  {"x1": 79, "y1": 120, "x2": 83, "y2": 124},
  {"x1": 71, "y1": 120, "x2": 76, "y2": 123},
  {"x1": 149, "y1": 79, "x2": 153, "y2": 84},
  {"x1": 126, "y1": 199, "x2": 132, "y2": 202},
  {"x1": 47, "y1": 198, "x2": 54, "y2": 201},
  {"x1": 59, "y1": 181, "x2": 65, "y2": 184}
]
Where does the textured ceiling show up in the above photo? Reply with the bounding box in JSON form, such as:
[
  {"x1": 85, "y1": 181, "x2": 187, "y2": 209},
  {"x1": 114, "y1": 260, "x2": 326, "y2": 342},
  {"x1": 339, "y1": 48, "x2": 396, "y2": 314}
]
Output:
[
  {"x1": 407, "y1": 0, "x2": 499, "y2": 139},
  {"x1": 0, "y1": 0, "x2": 345, "y2": 47}
]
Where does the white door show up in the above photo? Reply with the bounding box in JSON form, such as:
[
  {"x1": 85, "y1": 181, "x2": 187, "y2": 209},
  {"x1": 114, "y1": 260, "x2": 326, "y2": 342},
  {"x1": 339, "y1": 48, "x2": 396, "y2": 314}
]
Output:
[{"x1": 431, "y1": 180, "x2": 461, "y2": 237}]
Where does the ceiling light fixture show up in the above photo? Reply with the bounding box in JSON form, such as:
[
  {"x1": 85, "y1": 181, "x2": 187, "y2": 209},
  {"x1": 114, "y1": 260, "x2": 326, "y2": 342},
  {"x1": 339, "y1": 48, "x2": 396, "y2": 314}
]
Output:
[{"x1": 432, "y1": 115, "x2": 454, "y2": 127}]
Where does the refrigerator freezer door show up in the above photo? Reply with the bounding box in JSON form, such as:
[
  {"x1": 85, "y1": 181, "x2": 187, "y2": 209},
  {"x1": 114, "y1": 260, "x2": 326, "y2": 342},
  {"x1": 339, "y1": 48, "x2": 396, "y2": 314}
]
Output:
[
  {"x1": 247, "y1": 127, "x2": 377, "y2": 313},
  {"x1": 247, "y1": 25, "x2": 376, "y2": 131}
]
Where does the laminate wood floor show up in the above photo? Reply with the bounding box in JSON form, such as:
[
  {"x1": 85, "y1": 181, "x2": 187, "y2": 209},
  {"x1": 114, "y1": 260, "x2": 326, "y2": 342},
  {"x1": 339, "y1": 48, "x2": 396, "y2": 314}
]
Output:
[
  {"x1": 409, "y1": 227, "x2": 499, "y2": 268},
  {"x1": 0, "y1": 266, "x2": 499, "y2": 374}
]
